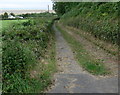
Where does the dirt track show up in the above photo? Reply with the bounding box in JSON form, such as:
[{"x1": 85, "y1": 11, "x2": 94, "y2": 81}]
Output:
[
  {"x1": 59, "y1": 24, "x2": 118, "y2": 76},
  {"x1": 46, "y1": 24, "x2": 118, "y2": 93}
]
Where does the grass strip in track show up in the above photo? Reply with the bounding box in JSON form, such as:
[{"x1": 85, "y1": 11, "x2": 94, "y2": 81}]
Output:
[
  {"x1": 56, "y1": 23, "x2": 109, "y2": 75},
  {"x1": 65, "y1": 26, "x2": 118, "y2": 56}
]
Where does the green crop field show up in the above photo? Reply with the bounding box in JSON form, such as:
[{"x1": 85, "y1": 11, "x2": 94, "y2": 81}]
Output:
[{"x1": 0, "y1": 19, "x2": 28, "y2": 32}]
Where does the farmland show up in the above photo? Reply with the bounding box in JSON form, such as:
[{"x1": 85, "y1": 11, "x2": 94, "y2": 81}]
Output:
[{"x1": 0, "y1": 20, "x2": 27, "y2": 31}]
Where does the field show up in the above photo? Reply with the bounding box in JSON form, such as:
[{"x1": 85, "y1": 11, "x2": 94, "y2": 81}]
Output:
[{"x1": 0, "y1": 19, "x2": 27, "y2": 31}]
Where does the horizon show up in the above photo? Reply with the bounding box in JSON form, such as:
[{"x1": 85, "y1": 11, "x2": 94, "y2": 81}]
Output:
[{"x1": 0, "y1": 9, "x2": 55, "y2": 15}]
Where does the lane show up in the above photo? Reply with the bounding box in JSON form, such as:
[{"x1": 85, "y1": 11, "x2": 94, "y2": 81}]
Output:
[
  {"x1": 61, "y1": 25, "x2": 118, "y2": 76},
  {"x1": 47, "y1": 24, "x2": 118, "y2": 93}
]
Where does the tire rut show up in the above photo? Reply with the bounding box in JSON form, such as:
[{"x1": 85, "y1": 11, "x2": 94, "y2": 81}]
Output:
[
  {"x1": 46, "y1": 24, "x2": 118, "y2": 93},
  {"x1": 59, "y1": 24, "x2": 118, "y2": 76}
]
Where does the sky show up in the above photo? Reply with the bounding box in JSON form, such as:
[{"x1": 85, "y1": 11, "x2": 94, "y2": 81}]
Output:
[{"x1": 0, "y1": 0, "x2": 53, "y2": 10}]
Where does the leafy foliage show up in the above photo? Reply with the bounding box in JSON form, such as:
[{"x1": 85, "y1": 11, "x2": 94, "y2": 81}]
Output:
[
  {"x1": 10, "y1": 13, "x2": 15, "y2": 16},
  {"x1": 2, "y1": 15, "x2": 56, "y2": 93},
  {"x1": 2, "y1": 12, "x2": 8, "y2": 20},
  {"x1": 19, "y1": 12, "x2": 56, "y2": 18},
  {"x1": 53, "y1": 2, "x2": 118, "y2": 44},
  {"x1": 53, "y1": 2, "x2": 80, "y2": 16}
]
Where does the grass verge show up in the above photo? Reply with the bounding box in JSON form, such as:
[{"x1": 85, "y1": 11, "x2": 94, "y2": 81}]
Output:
[
  {"x1": 56, "y1": 23, "x2": 109, "y2": 75},
  {"x1": 65, "y1": 26, "x2": 118, "y2": 56},
  {"x1": 30, "y1": 28, "x2": 56, "y2": 93}
]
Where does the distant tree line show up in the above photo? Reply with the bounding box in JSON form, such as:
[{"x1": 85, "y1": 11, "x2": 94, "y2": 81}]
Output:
[
  {"x1": 0, "y1": 12, "x2": 15, "y2": 20},
  {"x1": 19, "y1": 12, "x2": 56, "y2": 18},
  {"x1": 0, "y1": 12, "x2": 56, "y2": 20}
]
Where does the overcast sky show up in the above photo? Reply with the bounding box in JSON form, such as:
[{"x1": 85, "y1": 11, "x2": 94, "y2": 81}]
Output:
[{"x1": 0, "y1": 0, "x2": 53, "y2": 10}]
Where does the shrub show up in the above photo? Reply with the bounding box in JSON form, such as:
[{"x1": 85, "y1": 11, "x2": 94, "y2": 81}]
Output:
[
  {"x1": 2, "y1": 40, "x2": 37, "y2": 92},
  {"x1": 2, "y1": 16, "x2": 56, "y2": 93},
  {"x1": 60, "y1": 2, "x2": 118, "y2": 44}
]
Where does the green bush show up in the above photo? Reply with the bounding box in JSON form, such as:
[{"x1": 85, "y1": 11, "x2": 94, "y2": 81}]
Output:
[
  {"x1": 2, "y1": 16, "x2": 56, "y2": 93},
  {"x1": 60, "y1": 2, "x2": 118, "y2": 44},
  {"x1": 2, "y1": 40, "x2": 37, "y2": 92}
]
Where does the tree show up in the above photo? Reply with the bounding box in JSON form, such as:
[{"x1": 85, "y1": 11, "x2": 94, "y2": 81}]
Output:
[
  {"x1": 53, "y1": 2, "x2": 80, "y2": 16},
  {"x1": 0, "y1": 15, "x2": 2, "y2": 20},
  {"x1": 10, "y1": 13, "x2": 15, "y2": 16},
  {"x1": 3, "y1": 12, "x2": 8, "y2": 19}
]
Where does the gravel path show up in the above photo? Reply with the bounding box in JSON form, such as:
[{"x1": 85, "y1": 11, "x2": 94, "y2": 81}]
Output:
[{"x1": 46, "y1": 24, "x2": 118, "y2": 93}]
